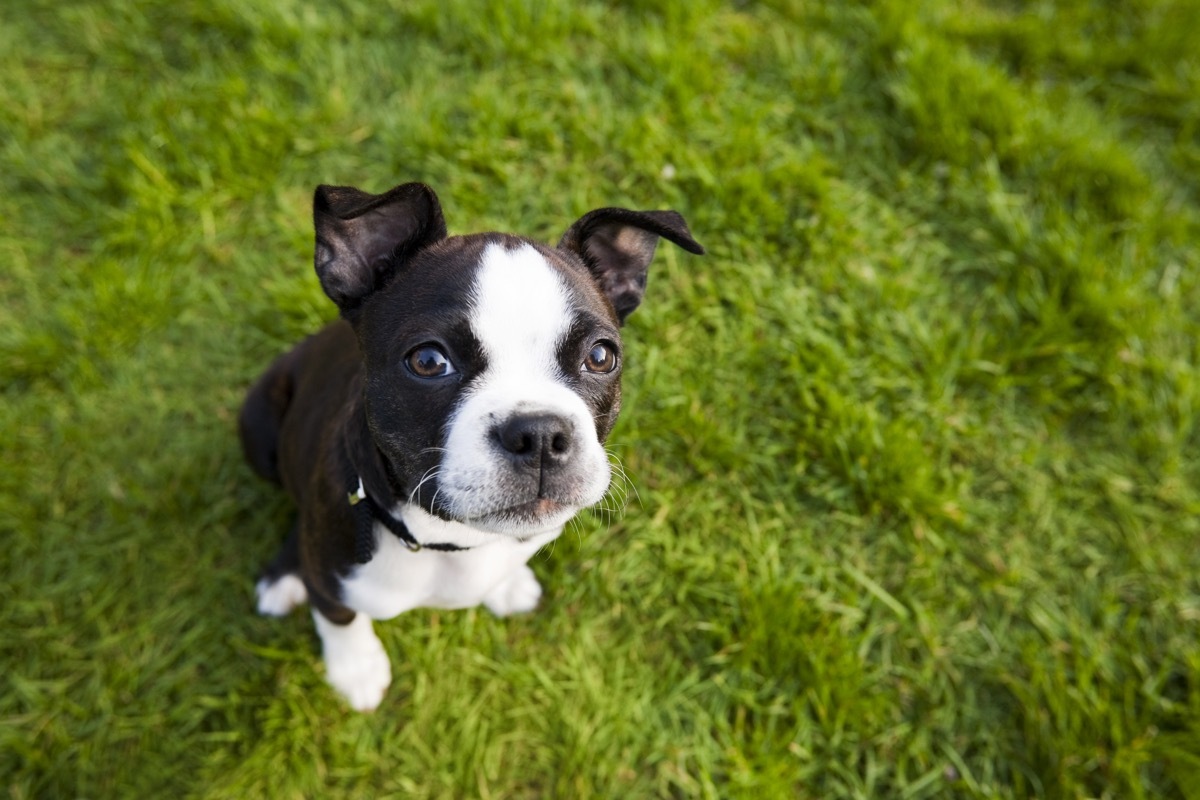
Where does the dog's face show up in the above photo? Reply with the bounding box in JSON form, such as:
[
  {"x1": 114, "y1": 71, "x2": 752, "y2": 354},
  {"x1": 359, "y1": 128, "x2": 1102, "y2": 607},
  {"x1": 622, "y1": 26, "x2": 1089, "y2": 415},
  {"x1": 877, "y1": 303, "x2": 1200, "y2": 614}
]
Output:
[
  {"x1": 357, "y1": 236, "x2": 624, "y2": 535},
  {"x1": 312, "y1": 183, "x2": 703, "y2": 537}
]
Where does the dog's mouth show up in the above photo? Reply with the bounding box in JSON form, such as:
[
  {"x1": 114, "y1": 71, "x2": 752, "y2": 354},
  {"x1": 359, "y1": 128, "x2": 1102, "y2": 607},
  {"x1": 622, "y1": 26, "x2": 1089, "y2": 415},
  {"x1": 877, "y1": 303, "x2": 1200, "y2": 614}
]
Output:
[
  {"x1": 415, "y1": 475, "x2": 591, "y2": 534},
  {"x1": 461, "y1": 496, "x2": 578, "y2": 535},
  {"x1": 499, "y1": 497, "x2": 565, "y2": 518}
]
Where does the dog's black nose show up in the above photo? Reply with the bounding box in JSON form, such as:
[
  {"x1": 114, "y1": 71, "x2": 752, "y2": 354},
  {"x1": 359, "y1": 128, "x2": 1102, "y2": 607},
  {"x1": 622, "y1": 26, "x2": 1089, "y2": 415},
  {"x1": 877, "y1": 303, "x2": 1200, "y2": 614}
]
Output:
[{"x1": 495, "y1": 413, "x2": 574, "y2": 469}]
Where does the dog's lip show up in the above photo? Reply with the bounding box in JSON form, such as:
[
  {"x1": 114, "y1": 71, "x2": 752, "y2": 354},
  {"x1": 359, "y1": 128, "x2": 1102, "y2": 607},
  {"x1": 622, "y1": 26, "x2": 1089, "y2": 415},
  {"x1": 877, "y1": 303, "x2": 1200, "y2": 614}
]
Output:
[
  {"x1": 460, "y1": 496, "x2": 573, "y2": 529},
  {"x1": 491, "y1": 497, "x2": 567, "y2": 518}
]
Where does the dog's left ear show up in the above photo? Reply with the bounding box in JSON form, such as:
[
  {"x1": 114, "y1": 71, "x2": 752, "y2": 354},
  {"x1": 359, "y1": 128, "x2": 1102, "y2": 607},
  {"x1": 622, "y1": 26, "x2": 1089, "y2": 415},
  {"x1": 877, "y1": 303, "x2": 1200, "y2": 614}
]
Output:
[
  {"x1": 558, "y1": 208, "x2": 704, "y2": 324},
  {"x1": 313, "y1": 182, "x2": 447, "y2": 315}
]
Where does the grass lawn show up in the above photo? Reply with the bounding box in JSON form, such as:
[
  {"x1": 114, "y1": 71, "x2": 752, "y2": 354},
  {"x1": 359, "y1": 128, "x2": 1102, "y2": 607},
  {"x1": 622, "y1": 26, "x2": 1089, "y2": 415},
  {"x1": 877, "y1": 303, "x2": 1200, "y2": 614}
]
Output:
[{"x1": 3, "y1": 0, "x2": 1199, "y2": 796}]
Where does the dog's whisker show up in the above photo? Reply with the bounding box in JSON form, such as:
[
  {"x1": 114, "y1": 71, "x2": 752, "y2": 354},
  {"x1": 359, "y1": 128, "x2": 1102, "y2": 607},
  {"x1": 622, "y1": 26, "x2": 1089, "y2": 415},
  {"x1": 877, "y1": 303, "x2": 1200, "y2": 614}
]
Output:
[
  {"x1": 564, "y1": 515, "x2": 585, "y2": 547},
  {"x1": 607, "y1": 479, "x2": 630, "y2": 505},
  {"x1": 407, "y1": 466, "x2": 442, "y2": 504},
  {"x1": 619, "y1": 474, "x2": 641, "y2": 508},
  {"x1": 597, "y1": 480, "x2": 634, "y2": 518},
  {"x1": 412, "y1": 465, "x2": 440, "y2": 490},
  {"x1": 604, "y1": 449, "x2": 641, "y2": 509}
]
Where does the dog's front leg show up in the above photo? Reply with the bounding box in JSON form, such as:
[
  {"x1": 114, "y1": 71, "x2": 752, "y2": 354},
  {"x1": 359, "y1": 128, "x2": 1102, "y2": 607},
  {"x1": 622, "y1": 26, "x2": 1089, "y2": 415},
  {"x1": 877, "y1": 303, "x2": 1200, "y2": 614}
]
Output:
[
  {"x1": 312, "y1": 610, "x2": 392, "y2": 712},
  {"x1": 482, "y1": 564, "x2": 543, "y2": 617}
]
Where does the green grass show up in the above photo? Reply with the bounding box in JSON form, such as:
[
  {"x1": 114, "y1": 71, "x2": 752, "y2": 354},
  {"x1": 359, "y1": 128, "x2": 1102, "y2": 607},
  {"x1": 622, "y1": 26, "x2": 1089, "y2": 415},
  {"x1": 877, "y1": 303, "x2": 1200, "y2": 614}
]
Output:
[{"x1": 3, "y1": 0, "x2": 1199, "y2": 796}]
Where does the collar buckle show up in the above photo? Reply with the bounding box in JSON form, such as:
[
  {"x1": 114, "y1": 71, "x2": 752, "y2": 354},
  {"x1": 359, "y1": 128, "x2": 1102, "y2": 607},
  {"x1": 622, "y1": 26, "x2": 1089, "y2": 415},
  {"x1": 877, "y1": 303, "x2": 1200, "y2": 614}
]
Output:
[{"x1": 347, "y1": 477, "x2": 367, "y2": 506}]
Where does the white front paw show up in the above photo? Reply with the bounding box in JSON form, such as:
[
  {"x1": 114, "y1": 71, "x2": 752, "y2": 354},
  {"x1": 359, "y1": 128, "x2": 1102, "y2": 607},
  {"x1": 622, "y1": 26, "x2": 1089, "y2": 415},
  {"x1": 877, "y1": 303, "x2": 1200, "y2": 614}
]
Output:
[
  {"x1": 313, "y1": 612, "x2": 392, "y2": 712},
  {"x1": 256, "y1": 574, "x2": 308, "y2": 617},
  {"x1": 325, "y1": 639, "x2": 391, "y2": 712},
  {"x1": 483, "y1": 565, "x2": 543, "y2": 617}
]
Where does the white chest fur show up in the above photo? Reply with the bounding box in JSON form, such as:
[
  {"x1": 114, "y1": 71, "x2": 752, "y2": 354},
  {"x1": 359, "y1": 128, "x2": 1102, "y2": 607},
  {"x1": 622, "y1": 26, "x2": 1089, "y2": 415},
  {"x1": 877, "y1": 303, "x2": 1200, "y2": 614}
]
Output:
[{"x1": 339, "y1": 505, "x2": 561, "y2": 620}]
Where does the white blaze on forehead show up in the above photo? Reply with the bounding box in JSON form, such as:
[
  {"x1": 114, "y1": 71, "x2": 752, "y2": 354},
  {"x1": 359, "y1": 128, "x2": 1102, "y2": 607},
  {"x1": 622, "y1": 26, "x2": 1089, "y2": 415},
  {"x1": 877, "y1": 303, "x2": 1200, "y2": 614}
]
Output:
[{"x1": 470, "y1": 243, "x2": 574, "y2": 377}]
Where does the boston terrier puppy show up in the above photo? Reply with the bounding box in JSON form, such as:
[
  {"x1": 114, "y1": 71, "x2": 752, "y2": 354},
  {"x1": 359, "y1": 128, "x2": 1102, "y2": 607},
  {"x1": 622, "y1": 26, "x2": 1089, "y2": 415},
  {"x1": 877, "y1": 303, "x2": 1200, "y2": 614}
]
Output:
[{"x1": 239, "y1": 182, "x2": 703, "y2": 710}]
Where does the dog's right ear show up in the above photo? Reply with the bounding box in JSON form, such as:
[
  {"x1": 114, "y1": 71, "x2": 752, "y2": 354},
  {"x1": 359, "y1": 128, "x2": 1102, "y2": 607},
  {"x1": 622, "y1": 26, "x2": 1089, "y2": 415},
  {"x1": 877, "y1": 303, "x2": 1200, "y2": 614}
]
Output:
[{"x1": 313, "y1": 182, "x2": 447, "y2": 314}]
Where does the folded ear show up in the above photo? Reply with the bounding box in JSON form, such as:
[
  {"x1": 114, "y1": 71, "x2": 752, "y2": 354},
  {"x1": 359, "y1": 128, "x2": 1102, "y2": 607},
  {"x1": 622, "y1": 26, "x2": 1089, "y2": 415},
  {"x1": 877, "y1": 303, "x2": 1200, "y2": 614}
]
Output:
[
  {"x1": 313, "y1": 182, "x2": 447, "y2": 313},
  {"x1": 558, "y1": 208, "x2": 704, "y2": 324}
]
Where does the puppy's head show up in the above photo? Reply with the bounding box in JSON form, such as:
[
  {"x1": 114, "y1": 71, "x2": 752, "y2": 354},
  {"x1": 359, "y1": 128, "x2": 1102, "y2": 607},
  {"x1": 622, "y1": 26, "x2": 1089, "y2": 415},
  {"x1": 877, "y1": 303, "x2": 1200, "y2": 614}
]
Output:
[{"x1": 312, "y1": 183, "x2": 703, "y2": 536}]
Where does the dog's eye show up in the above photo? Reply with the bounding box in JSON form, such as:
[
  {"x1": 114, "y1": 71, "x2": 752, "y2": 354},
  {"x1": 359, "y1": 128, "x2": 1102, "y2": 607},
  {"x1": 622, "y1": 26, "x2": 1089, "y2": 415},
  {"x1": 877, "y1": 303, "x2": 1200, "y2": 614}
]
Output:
[
  {"x1": 582, "y1": 342, "x2": 618, "y2": 374},
  {"x1": 406, "y1": 345, "x2": 456, "y2": 378}
]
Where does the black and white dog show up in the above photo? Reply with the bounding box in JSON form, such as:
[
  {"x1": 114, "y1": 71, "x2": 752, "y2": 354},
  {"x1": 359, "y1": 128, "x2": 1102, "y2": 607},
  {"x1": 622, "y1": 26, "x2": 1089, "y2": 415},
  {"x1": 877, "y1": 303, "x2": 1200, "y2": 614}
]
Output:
[{"x1": 239, "y1": 182, "x2": 702, "y2": 710}]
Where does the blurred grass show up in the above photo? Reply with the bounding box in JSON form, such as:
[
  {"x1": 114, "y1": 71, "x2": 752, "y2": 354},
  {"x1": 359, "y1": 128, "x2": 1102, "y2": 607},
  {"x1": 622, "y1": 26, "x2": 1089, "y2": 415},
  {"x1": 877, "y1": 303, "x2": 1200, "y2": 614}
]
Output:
[{"x1": 2, "y1": 0, "x2": 1199, "y2": 797}]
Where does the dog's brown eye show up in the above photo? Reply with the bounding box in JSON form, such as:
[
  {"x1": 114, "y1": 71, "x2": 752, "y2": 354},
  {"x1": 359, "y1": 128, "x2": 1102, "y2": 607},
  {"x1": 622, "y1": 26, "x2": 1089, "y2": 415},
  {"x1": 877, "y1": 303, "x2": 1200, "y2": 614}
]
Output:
[
  {"x1": 582, "y1": 342, "x2": 618, "y2": 374},
  {"x1": 406, "y1": 345, "x2": 456, "y2": 378}
]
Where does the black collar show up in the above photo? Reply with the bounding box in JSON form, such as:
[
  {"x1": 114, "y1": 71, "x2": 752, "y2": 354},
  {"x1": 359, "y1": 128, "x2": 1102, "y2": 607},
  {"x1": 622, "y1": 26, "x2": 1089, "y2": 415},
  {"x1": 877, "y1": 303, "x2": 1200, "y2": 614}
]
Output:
[{"x1": 349, "y1": 477, "x2": 468, "y2": 563}]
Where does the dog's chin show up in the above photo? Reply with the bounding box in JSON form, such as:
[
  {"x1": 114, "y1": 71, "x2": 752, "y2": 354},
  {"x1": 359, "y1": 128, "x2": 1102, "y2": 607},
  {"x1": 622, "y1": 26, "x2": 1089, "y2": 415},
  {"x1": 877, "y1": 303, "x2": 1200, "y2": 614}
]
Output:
[{"x1": 460, "y1": 498, "x2": 582, "y2": 537}]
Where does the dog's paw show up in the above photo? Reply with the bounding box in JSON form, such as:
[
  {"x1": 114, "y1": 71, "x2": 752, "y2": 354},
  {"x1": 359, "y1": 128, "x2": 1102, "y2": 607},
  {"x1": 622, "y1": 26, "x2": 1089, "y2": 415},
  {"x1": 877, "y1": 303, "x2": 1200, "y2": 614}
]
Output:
[
  {"x1": 314, "y1": 612, "x2": 392, "y2": 712},
  {"x1": 256, "y1": 574, "x2": 308, "y2": 616},
  {"x1": 483, "y1": 565, "x2": 543, "y2": 617},
  {"x1": 325, "y1": 640, "x2": 392, "y2": 712}
]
